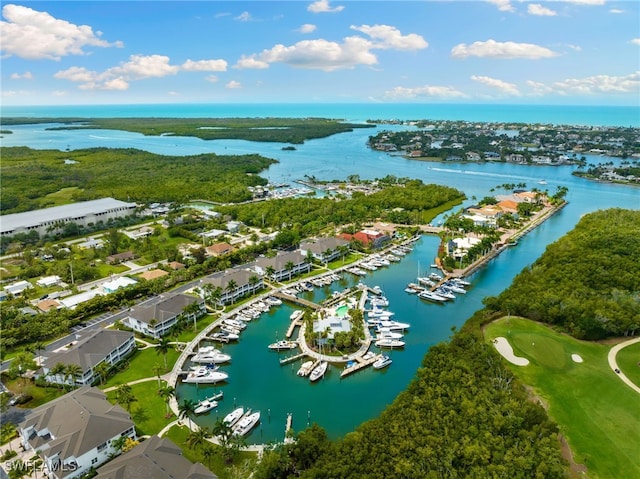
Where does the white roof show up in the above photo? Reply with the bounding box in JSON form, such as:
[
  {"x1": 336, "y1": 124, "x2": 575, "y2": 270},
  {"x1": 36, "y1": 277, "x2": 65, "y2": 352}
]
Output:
[
  {"x1": 103, "y1": 276, "x2": 138, "y2": 292},
  {"x1": 36, "y1": 275, "x2": 61, "y2": 287},
  {"x1": 4, "y1": 280, "x2": 33, "y2": 294},
  {"x1": 1, "y1": 198, "x2": 136, "y2": 233},
  {"x1": 60, "y1": 290, "x2": 103, "y2": 309}
]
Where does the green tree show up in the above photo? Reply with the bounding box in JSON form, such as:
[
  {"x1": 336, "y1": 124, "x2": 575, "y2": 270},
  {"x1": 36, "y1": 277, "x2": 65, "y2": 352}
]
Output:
[
  {"x1": 158, "y1": 385, "x2": 175, "y2": 417},
  {"x1": 115, "y1": 384, "x2": 136, "y2": 412},
  {"x1": 155, "y1": 337, "x2": 172, "y2": 369},
  {"x1": 178, "y1": 398, "x2": 197, "y2": 429}
]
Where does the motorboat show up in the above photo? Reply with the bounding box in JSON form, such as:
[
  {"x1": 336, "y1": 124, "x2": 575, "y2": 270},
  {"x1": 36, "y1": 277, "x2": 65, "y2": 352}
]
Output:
[
  {"x1": 371, "y1": 285, "x2": 384, "y2": 295},
  {"x1": 233, "y1": 411, "x2": 261, "y2": 437},
  {"x1": 429, "y1": 272, "x2": 443, "y2": 281},
  {"x1": 223, "y1": 407, "x2": 244, "y2": 427},
  {"x1": 369, "y1": 296, "x2": 389, "y2": 307},
  {"x1": 367, "y1": 308, "x2": 394, "y2": 318},
  {"x1": 268, "y1": 340, "x2": 298, "y2": 351},
  {"x1": 376, "y1": 328, "x2": 404, "y2": 340},
  {"x1": 191, "y1": 348, "x2": 232, "y2": 364},
  {"x1": 373, "y1": 355, "x2": 392, "y2": 369},
  {"x1": 309, "y1": 361, "x2": 328, "y2": 382},
  {"x1": 377, "y1": 320, "x2": 410, "y2": 330},
  {"x1": 444, "y1": 282, "x2": 467, "y2": 294},
  {"x1": 183, "y1": 366, "x2": 229, "y2": 384},
  {"x1": 297, "y1": 360, "x2": 314, "y2": 377},
  {"x1": 290, "y1": 310, "x2": 304, "y2": 321},
  {"x1": 194, "y1": 392, "x2": 223, "y2": 414},
  {"x1": 434, "y1": 287, "x2": 456, "y2": 300},
  {"x1": 265, "y1": 296, "x2": 282, "y2": 306},
  {"x1": 418, "y1": 290, "x2": 448, "y2": 303},
  {"x1": 417, "y1": 277, "x2": 436, "y2": 287},
  {"x1": 375, "y1": 338, "x2": 405, "y2": 348},
  {"x1": 450, "y1": 277, "x2": 471, "y2": 287},
  {"x1": 210, "y1": 330, "x2": 239, "y2": 341},
  {"x1": 223, "y1": 318, "x2": 247, "y2": 330}
]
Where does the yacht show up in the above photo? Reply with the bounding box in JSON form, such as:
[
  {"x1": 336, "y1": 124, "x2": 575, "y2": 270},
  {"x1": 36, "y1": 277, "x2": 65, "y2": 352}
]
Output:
[
  {"x1": 376, "y1": 320, "x2": 410, "y2": 331},
  {"x1": 210, "y1": 330, "x2": 239, "y2": 341},
  {"x1": 367, "y1": 308, "x2": 394, "y2": 319},
  {"x1": 191, "y1": 347, "x2": 232, "y2": 364},
  {"x1": 375, "y1": 338, "x2": 405, "y2": 348},
  {"x1": 183, "y1": 366, "x2": 229, "y2": 384},
  {"x1": 223, "y1": 318, "x2": 247, "y2": 330},
  {"x1": 418, "y1": 290, "x2": 448, "y2": 303},
  {"x1": 290, "y1": 310, "x2": 304, "y2": 321},
  {"x1": 223, "y1": 407, "x2": 244, "y2": 427},
  {"x1": 297, "y1": 360, "x2": 314, "y2": 377},
  {"x1": 434, "y1": 287, "x2": 456, "y2": 300},
  {"x1": 369, "y1": 296, "x2": 389, "y2": 307},
  {"x1": 309, "y1": 361, "x2": 328, "y2": 382},
  {"x1": 268, "y1": 340, "x2": 298, "y2": 351},
  {"x1": 444, "y1": 281, "x2": 467, "y2": 294},
  {"x1": 265, "y1": 296, "x2": 282, "y2": 306},
  {"x1": 233, "y1": 411, "x2": 261, "y2": 437},
  {"x1": 373, "y1": 355, "x2": 393, "y2": 370},
  {"x1": 194, "y1": 392, "x2": 223, "y2": 415},
  {"x1": 376, "y1": 328, "x2": 404, "y2": 340}
]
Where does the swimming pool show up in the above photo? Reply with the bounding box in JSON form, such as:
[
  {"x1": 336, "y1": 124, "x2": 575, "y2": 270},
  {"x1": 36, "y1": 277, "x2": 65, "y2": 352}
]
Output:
[{"x1": 336, "y1": 305, "x2": 349, "y2": 317}]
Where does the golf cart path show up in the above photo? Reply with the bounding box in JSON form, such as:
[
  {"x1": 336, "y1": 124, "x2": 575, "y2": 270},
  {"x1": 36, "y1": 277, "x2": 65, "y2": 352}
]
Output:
[{"x1": 607, "y1": 337, "x2": 640, "y2": 395}]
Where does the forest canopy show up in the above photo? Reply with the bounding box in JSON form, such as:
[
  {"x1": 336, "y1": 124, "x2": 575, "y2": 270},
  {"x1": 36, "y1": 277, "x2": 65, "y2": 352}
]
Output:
[
  {"x1": 0, "y1": 146, "x2": 276, "y2": 213},
  {"x1": 483, "y1": 208, "x2": 640, "y2": 339}
]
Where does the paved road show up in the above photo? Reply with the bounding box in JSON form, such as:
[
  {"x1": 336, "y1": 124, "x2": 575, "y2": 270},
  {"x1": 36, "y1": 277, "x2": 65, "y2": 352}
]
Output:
[{"x1": 607, "y1": 337, "x2": 640, "y2": 395}]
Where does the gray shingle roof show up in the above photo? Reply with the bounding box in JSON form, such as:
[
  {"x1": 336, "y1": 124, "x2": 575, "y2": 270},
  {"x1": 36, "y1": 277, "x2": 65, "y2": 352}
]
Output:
[
  {"x1": 128, "y1": 294, "x2": 203, "y2": 325},
  {"x1": 95, "y1": 435, "x2": 217, "y2": 479}
]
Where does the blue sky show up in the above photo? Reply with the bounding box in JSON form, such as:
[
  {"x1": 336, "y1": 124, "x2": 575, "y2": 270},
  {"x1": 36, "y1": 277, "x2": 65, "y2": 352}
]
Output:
[{"x1": 1, "y1": 0, "x2": 639, "y2": 106}]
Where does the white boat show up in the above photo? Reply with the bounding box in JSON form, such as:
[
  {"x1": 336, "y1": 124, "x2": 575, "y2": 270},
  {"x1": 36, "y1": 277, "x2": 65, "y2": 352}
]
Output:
[
  {"x1": 417, "y1": 277, "x2": 436, "y2": 287},
  {"x1": 233, "y1": 411, "x2": 261, "y2": 437},
  {"x1": 367, "y1": 308, "x2": 394, "y2": 319},
  {"x1": 373, "y1": 355, "x2": 392, "y2": 369},
  {"x1": 376, "y1": 328, "x2": 404, "y2": 340},
  {"x1": 210, "y1": 330, "x2": 239, "y2": 341},
  {"x1": 194, "y1": 392, "x2": 223, "y2": 414},
  {"x1": 223, "y1": 407, "x2": 244, "y2": 427},
  {"x1": 369, "y1": 296, "x2": 389, "y2": 307},
  {"x1": 309, "y1": 361, "x2": 328, "y2": 382},
  {"x1": 266, "y1": 296, "x2": 282, "y2": 306},
  {"x1": 538, "y1": 179, "x2": 548, "y2": 185},
  {"x1": 183, "y1": 366, "x2": 229, "y2": 384},
  {"x1": 371, "y1": 285, "x2": 384, "y2": 295},
  {"x1": 418, "y1": 290, "x2": 448, "y2": 303},
  {"x1": 429, "y1": 272, "x2": 443, "y2": 281},
  {"x1": 450, "y1": 277, "x2": 471, "y2": 287},
  {"x1": 434, "y1": 287, "x2": 456, "y2": 300},
  {"x1": 375, "y1": 338, "x2": 405, "y2": 348},
  {"x1": 444, "y1": 282, "x2": 467, "y2": 294},
  {"x1": 377, "y1": 320, "x2": 410, "y2": 330},
  {"x1": 223, "y1": 318, "x2": 247, "y2": 330},
  {"x1": 297, "y1": 360, "x2": 314, "y2": 377},
  {"x1": 268, "y1": 340, "x2": 298, "y2": 351},
  {"x1": 192, "y1": 348, "x2": 232, "y2": 364},
  {"x1": 220, "y1": 325, "x2": 242, "y2": 336},
  {"x1": 290, "y1": 310, "x2": 304, "y2": 321}
]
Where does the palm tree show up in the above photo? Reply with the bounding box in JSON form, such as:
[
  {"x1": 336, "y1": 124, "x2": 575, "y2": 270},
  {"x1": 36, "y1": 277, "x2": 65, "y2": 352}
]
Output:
[
  {"x1": 178, "y1": 398, "x2": 197, "y2": 429},
  {"x1": 248, "y1": 275, "x2": 260, "y2": 294},
  {"x1": 64, "y1": 363, "x2": 83, "y2": 387},
  {"x1": 186, "y1": 426, "x2": 211, "y2": 451},
  {"x1": 115, "y1": 384, "x2": 136, "y2": 412},
  {"x1": 265, "y1": 265, "x2": 276, "y2": 282},
  {"x1": 151, "y1": 363, "x2": 164, "y2": 388},
  {"x1": 49, "y1": 362, "x2": 66, "y2": 388},
  {"x1": 155, "y1": 337, "x2": 172, "y2": 369},
  {"x1": 202, "y1": 443, "x2": 216, "y2": 469},
  {"x1": 158, "y1": 385, "x2": 175, "y2": 417},
  {"x1": 225, "y1": 279, "x2": 238, "y2": 304},
  {"x1": 285, "y1": 260, "x2": 295, "y2": 281},
  {"x1": 93, "y1": 361, "x2": 110, "y2": 386}
]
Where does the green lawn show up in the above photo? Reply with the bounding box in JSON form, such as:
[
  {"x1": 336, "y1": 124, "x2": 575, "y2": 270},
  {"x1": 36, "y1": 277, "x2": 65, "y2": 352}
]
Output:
[
  {"x1": 616, "y1": 341, "x2": 640, "y2": 388},
  {"x1": 164, "y1": 425, "x2": 258, "y2": 479},
  {"x1": 43, "y1": 187, "x2": 82, "y2": 206},
  {"x1": 101, "y1": 347, "x2": 180, "y2": 389},
  {"x1": 484, "y1": 317, "x2": 640, "y2": 479},
  {"x1": 106, "y1": 381, "x2": 174, "y2": 436},
  {"x1": 173, "y1": 314, "x2": 219, "y2": 343}
]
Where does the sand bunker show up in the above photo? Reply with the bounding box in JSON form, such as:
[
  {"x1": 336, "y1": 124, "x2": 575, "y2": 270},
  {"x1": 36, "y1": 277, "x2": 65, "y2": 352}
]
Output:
[
  {"x1": 571, "y1": 354, "x2": 583, "y2": 363},
  {"x1": 493, "y1": 337, "x2": 530, "y2": 366}
]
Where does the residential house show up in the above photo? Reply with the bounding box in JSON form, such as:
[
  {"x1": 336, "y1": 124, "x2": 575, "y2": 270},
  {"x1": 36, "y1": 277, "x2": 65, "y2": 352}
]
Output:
[
  {"x1": 299, "y1": 237, "x2": 349, "y2": 263},
  {"x1": 19, "y1": 386, "x2": 136, "y2": 479},
  {"x1": 106, "y1": 251, "x2": 136, "y2": 265},
  {"x1": 199, "y1": 268, "x2": 263, "y2": 305},
  {"x1": 205, "y1": 242, "x2": 234, "y2": 257},
  {"x1": 41, "y1": 329, "x2": 136, "y2": 386},
  {"x1": 339, "y1": 229, "x2": 390, "y2": 250},
  {"x1": 36, "y1": 275, "x2": 62, "y2": 288},
  {"x1": 514, "y1": 191, "x2": 543, "y2": 204},
  {"x1": 138, "y1": 269, "x2": 169, "y2": 281},
  {"x1": 167, "y1": 261, "x2": 185, "y2": 270},
  {"x1": 448, "y1": 236, "x2": 482, "y2": 260},
  {"x1": 59, "y1": 290, "x2": 104, "y2": 310},
  {"x1": 123, "y1": 294, "x2": 205, "y2": 338},
  {"x1": 37, "y1": 299, "x2": 62, "y2": 312},
  {"x1": 226, "y1": 221, "x2": 243, "y2": 234},
  {"x1": 102, "y1": 276, "x2": 138, "y2": 294},
  {"x1": 254, "y1": 250, "x2": 311, "y2": 281},
  {"x1": 95, "y1": 435, "x2": 216, "y2": 479},
  {"x1": 463, "y1": 205, "x2": 503, "y2": 227},
  {"x1": 4, "y1": 280, "x2": 33, "y2": 297}
]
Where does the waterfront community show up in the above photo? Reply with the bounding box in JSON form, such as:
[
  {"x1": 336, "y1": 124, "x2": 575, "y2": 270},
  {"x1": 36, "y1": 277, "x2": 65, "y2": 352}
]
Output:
[{"x1": 1, "y1": 110, "x2": 638, "y2": 479}]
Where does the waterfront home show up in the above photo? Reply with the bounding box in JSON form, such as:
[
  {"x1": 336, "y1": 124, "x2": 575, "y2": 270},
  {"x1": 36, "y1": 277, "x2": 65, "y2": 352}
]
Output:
[
  {"x1": 448, "y1": 237, "x2": 482, "y2": 260},
  {"x1": 299, "y1": 237, "x2": 349, "y2": 263},
  {"x1": 339, "y1": 229, "x2": 391, "y2": 250},
  {"x1": 94, "y1": 435, "x2": 216, "y2": 479},
  {"x1": 19, "y1": 387, "x2": 136, "y2": 479},
  {"x1": 199, "y1": 268, "x2": 263, "y2": 305},
  {"x1": 41, "y1": 329, "x2": 136, "y2": 386},
  {"x1": 254, "y1": 250, "x2": 311, "y2": 281},
  {"x1": 464, "y1": 206, "x2": 503, "y2": 227},
  {"x1": 123, "y1": 294, "x2": 205, "y2": 338}
]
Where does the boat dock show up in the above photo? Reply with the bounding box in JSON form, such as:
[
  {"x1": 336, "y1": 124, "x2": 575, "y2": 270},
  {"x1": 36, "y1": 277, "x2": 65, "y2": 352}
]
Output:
[
  {"x1": 284, "y1": 413, "x2": 294, "y2": 444},
  {"x1": 279, "y1": 352, "x2": 307, "y2": 365},
  {"x1": 205, "y1": 335, "x2": 231, "y2": 343},
  {"x1": 340, "y1": 353, "x2": 381, "y2": 378},
  {"x1": 273, "y1": 291, "x2": 321, "y2": 310},
  {"x1": 285, "y1": 317, "x2": 303, "y2": 338}
]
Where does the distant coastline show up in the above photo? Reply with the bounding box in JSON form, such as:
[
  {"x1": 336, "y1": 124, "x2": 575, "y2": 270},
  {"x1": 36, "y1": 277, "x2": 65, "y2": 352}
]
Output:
[{"x1": 1, "y1": 103, "x2": 638, "y2": 128}]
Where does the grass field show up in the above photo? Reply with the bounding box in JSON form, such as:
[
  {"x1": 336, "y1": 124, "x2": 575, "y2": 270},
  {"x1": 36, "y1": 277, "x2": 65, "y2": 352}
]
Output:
[
  {"x1": 42, "y1": 187, "x2": 82, "y2": 207},
  {"x1": 101, "y1": 347, "x2": 180, "y2": 389},
  {"x1": 105, "y1": 381, "x2": 173, "y2": 436},
  {"x1": 616, "y1": 341, "x2": 640, "y2": 387},
  {"x1": 484, "y1": 317, "x2": 640, "y2": 479}
]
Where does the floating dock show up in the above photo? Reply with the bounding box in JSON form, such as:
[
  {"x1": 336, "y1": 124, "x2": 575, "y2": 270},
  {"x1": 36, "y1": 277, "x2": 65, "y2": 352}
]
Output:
[
  {"x1": 279, "y1": 352, "x2": 307, "y2": 365},
  {"x1": 340, "y1": 353, "x2": 381, "y2": 378},
  {"x1": 286, "y1": 318, "x2": 303, "y2": 338}
]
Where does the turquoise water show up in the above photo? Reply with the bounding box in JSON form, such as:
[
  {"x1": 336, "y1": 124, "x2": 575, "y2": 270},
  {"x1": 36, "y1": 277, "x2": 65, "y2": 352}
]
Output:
[
  {"x1": 335, "y1": 305, "x2": 349, "y2": 317},
  {"x1": 2, "y1": 103, "x2": 638, "y2": 442}
]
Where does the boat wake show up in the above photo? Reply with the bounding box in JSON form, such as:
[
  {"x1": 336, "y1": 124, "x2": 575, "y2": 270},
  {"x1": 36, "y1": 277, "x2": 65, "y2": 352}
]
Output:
[{"x1": 428, "y1": 167, "x2": 539, "y2": 183}]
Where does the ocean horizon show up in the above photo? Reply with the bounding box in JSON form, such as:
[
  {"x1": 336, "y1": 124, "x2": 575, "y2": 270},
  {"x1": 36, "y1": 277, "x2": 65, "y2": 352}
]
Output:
[{"x1": 1, "y1": 102, "x2": 638, "y2": 128}]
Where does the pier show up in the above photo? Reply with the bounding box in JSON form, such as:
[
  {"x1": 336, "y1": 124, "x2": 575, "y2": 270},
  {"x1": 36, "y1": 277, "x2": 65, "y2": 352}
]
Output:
[
  {"x1": 272, "y1": 291, "x2": 321, "y2": 310},
  {"x1": 279, "y1": 352, "x2": 307, "y2": 365},
  {"x1": 340, "y1": 353, "x2": 381, "y2": 378},
  {"x1": 285, "y1": 317, "x2": 303, "y2": 338}
]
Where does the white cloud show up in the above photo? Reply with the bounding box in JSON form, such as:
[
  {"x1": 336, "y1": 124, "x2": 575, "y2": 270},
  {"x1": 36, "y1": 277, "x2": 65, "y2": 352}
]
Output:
[
  {"x1": 235, "y1": 55, "x2": 270, "y2": 69},
  {"x1": 205, "y1": 75, "x2": 219, "y2": 83},
  {"x1": 350, "y1": 24, "x2": 428, "y2": 50},
  {"x1": 551, "y1": 71, "x2": 640, "y2": 95},
  {"x1": 1, "y1": 89, "x2": 32, "y2": 98},
  {"x1": 471, "y1": 75, "x2": 521, "y2": 95},
  {"x1": 182, "y1": 59, "x2": 228, "y2": 72},
  {"x1": 631, "y1": 38, "x2": 640, "y2": 46},
  {"x1": 560, "y1": 0, "x2": 605, "y2": 5},
  {"x1": 486, "y1": 0, "x2": 514, "y2": 12},
  {"x1": 0, "y1": 4, "x2": 121, "y2": 60},
  {"x1": 226, "y1": 80, "x2": 242, "y2": 89},
  {"x1": 384, "y1": 85, "x2": 468, "y2": 99},
  {"x1": 526, "y1": 80, "x2": 553, "y2": 96},
  {"x1": 235, "y1": 11, "x2": 252, "y2": 22},
  {"x1": 528, "y1": 4, "x2": 557, "y2": 16},
  {"x1": 451, "y1": 39, "x2": 558, "y2": 59},
  {"x1": 10, "y1": 71, "x2": 33, "y2": 80},
  {"x1": 55, "y1": 54, "x2": 226, "y2": 91},
  {"x1": 307, "y1": 0, "x2": 344, "y2": 14},
  {"x1": 609, "y1": 9, "x2": 624, "y2": 14},
  {"x1": 298, "y1": 24, "x2": 317, "y2": 34}
]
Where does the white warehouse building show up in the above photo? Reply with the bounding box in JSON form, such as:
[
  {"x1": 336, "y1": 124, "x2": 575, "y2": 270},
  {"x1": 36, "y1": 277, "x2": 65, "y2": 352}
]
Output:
[{"x1": 0, "y1": 198, "x2": 137, "y2": 237}]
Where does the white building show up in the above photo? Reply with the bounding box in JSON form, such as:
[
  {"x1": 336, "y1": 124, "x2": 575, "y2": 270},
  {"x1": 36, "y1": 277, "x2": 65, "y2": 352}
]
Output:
[
  {"x1": 19, "y1": 387, "x2": 136, "y2": 479},
  {"x1": 1, "y1": 198, "x2": 137, "y2": 237},
  {"x1": 253, "y1": 251, "x2": 311, "y2": 281},
  {"x1": 4, "y1": 280, "x2": 33, "y2": 296},
  {"x1": 36, "y1": 276, "x2": 62, "y2": 288},
  {"x1": 199, "y1": 268, "x2": 263, "y2": 306},
  {"x1": 124, "y1": 294, "x2": 205, "y2": 338},
  {"x1": 102, "y1": 276, "x2": 138, "y2": 294}
]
